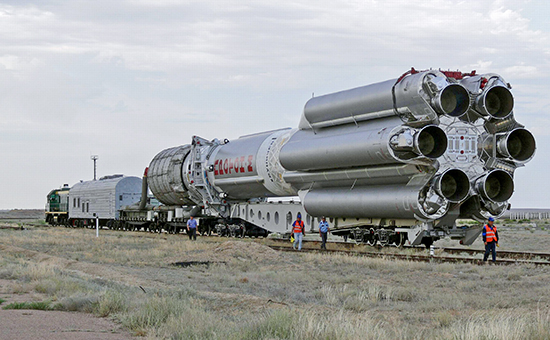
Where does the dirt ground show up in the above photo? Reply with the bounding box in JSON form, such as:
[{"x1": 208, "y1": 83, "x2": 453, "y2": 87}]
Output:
[
  {"x1": 0, "y1": 280, "x2": 132, "y2": 340},
  {"x1": 0, "y1": 207, "x2": 130, "y2": 338},
  {"x1": 1, "y1": 214, "x2": 550, "y2": 339},
  {"x1": 0, "y1": 239, "x2": 293, "y2": 339}
]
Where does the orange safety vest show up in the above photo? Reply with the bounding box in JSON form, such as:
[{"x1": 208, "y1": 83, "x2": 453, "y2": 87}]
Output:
[
  {"x1": 484, "y1": 224, "x2": 497, "y2": 242},
  {"x1": 293, "y1": 220, "x2": 304, "y2": 234}
]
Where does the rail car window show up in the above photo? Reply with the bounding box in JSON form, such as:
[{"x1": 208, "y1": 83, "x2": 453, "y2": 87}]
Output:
[
  {"x1": 73, "y1": 198, "x2": 76, "y2": 207},
  {"x1": 86, "y1": 203, "x2": 89, "y2": 213},
  {"x1": 78, "y1": 198, "x2": 80, "y2": 208},
  {"x1": 286, "y1": 212, "x2": 292, "y2": 230},
  {"x1": 82, "y1": 203, "x2": 85, "y2": 212},
  {"x1": 119, "y1": 195, "x2": 123, "y2": 201}
]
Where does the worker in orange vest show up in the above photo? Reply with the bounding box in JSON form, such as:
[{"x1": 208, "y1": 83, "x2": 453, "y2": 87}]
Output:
[
  {"x1": 482, "y1": 217, "x2": 499, "y2": 262},
  {"x1": 292, "y1": 212, "x2": 305, "y2": 251}
]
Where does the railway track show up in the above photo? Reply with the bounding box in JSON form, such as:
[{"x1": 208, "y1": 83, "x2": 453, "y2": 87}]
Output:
[
  {"x1": 11, "y1": 223, "x2": 550, "y2": 265},
  {"x1": 262, "y1": 238, "x2": 550, "y2": 266},
  {"x1": 438, "y1": 247, "x2": 550, "y2": 262}
]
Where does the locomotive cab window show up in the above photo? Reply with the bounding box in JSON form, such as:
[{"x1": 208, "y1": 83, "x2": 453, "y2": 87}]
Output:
[{"x1": 119, "y1": 195, "x2": 123, "y2": 201}]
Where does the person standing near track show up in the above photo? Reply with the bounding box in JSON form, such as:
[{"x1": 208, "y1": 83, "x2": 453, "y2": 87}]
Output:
[
  {"x1": 187, "y1": 215, "x2": 198, "y2": 241},
  {"x1": 292, "y1": 213, "x2": 305, "y2": 251},
  {"x1": 318, "y1": 217, "x2": 330, "y2": 250},
  {"x1": 482, "y1": 217, "x2": 499, "y2": 262}
]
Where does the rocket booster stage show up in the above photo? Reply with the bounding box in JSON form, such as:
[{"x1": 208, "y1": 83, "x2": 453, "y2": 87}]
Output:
[{"x1": 147, "y1": 68, "x2": 535, "y2": 223}]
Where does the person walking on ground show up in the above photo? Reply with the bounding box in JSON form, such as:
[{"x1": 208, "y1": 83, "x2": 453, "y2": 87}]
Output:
[
  {"x1": 187, "y1": 216, "x2": 198, "y2": 241},
  {"x1": 483, "y1": 217, "x2": 499, "y2": 262},
  {"x1": 319, "y1": 217, "x2": 330, "y2": 250},
  {"x1": 292, "y1": 213, "x2": 305, "y2": 251}
]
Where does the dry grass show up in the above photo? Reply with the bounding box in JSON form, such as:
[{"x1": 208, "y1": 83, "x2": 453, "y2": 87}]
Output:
[{"x1": 1, "y1": 223, "x2": 550, "y2": 339}]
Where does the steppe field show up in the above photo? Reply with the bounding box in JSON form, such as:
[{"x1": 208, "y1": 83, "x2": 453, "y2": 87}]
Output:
[{"x1": 1, "y1": 212, "x2": 550, "y2": 339}]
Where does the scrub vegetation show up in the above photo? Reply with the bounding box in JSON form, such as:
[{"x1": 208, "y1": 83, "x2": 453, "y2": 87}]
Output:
[{"x1": 1, "y1": 222, "x2": 550, "y2": 339}]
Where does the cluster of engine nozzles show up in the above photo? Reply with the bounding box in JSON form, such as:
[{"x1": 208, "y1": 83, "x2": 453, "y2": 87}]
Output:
[{"x1": 285, "y1": 69, "x2": 535, "y2": 219}]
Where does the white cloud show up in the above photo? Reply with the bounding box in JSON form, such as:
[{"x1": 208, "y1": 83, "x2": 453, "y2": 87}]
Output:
[
  {"x1": 504, "y1": 64, "x2": 539, "y2": 78},
  {"x1": 0, "y1": 0, "x2": 550, "y2": 208}
]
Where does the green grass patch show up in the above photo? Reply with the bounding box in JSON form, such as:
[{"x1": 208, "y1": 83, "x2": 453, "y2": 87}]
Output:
[
  {"x1": 2, "y1": 301, "x2": 53, "y2": 310},
  {"x1": 0, "y1": 298, "x2": 5, "y2": 305}
]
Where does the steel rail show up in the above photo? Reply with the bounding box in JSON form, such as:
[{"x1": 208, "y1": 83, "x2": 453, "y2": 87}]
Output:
[
  {"x1": 439, "y1": 247, "x2": 550, "y2": 261},
  {"x1": 263, "y1": 239, "x2": 550, "y2": 266}
]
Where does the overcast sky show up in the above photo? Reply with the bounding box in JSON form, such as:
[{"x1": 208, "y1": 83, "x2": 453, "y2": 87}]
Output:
[{"x1": 1, "y1": 0, "x2": 549, "y2": 209}]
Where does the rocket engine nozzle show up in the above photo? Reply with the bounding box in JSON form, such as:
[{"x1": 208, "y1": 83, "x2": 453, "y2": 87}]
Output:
[
  {"x1": 496, "y1": 128, "x2": 536, "y2": 162},
  {"x1": 475, "y1": 85, "x2": 514, "y2": 119},
  {"x1": 433, "y1": 169, "x2": 470, "y2": 203},
  {"x1": 431, "y1": 84, "x2": 470, "y2": 117},
  {"x1": 475, "y1": 170, "x2": 514, "y2": 203},
  {"x1": 414, "y1": 125, "x2": 448, "y2": 158}
]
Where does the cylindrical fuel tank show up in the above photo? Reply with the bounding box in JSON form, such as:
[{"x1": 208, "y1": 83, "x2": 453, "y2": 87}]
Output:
[
  {"x1": 283, "y1": 163, "x2": 427, "y2": 190},
  {"x1": 148, "y1": 145, "x2": 195, "y2": 206},
  {"x1": 299, "y1": 70, "x2": 469, "y2": 129},
  {"x1": 280, "y1": 117, "x2": 447, "y2": 171},
  {"x1": 302, "y1": 184, "x2": 446, "y2": 219},
  {"x1": 209, "y1": 129, "x2": 296, "y2": 199}
]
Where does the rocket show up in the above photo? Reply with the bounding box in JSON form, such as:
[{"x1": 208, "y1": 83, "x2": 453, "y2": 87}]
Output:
[{"x1": 146, "y1": 68, "x2": 535, "y2": 242}]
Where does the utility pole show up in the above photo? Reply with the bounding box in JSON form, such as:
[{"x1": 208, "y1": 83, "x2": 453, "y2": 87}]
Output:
[{"x1": 91, "y1": 155, "x2": 98, "y2": 180}]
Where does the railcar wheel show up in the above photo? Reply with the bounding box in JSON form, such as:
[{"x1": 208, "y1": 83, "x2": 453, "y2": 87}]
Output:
[
  {"x1": 353, "y1": 230, "x2": 362, "y2": 245},
  {"x1": 239, "y1": 225, "x2": 246, "y2": 238},
  {"x1": 366, "y1": 228, "x2": 377, "y2": 246},
  {"x1": 398, "y1": 232, "x2": 407, "y2": 247},
  {"x1": 378, "y1": 229, "x2": 390, "y2": 247}
]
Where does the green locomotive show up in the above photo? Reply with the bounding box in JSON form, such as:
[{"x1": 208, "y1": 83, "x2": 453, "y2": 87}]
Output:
[{"x1": 45, "y1": 184, "x2": 70, "y2": 225}]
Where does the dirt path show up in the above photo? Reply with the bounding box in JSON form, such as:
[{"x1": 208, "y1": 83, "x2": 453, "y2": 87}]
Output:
[
  {"x1": 0, "y1": 279, "x2": 132, "y2": 340},
  {"x1": 0, "y1": 309, "x2": 132, "y2": 340},
  {"x1": 0, "y1": 244, "x2": 138, "y2": 340}
]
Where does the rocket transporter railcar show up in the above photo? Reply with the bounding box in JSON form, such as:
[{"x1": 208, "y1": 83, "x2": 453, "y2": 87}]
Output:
[{"x1": 142, "y1": 68, "x2": 535, "y2": 247}]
